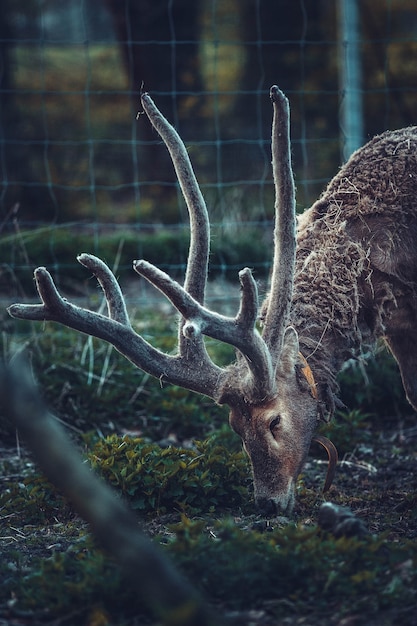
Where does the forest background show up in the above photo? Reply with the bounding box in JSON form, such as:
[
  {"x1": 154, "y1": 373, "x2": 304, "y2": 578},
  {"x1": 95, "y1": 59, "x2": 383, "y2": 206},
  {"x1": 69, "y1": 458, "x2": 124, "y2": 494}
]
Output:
[{"x1": 1, "y1": 0, "x2": 417, "y2": 303}]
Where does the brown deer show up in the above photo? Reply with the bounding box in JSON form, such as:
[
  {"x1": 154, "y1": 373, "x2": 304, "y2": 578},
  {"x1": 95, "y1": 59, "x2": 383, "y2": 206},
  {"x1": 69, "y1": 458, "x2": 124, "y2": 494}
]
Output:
[{"x1": 8, "y1": 87, "x2": 417, "y2": 515}]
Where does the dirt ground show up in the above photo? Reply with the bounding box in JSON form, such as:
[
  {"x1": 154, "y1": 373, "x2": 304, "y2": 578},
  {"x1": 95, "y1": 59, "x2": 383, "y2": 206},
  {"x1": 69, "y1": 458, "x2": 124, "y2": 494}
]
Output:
[{"x1": 1, "y1": 407, "x2": 417, "y2": 626}]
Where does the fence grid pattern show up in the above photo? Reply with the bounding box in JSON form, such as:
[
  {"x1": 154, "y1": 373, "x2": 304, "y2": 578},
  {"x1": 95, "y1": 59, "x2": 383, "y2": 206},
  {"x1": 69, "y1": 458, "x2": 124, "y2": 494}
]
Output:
[{"x1": 1, "y1": 0, "x2": 416, "y2": 306}]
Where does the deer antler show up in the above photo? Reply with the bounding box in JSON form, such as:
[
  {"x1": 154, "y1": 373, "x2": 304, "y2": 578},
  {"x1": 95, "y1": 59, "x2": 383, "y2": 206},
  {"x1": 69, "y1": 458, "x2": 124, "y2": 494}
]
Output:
[
  {"x1": 140, "y1": 92, "x2": 208, "y2": 306},
  {"x1": 8, "y1": 89, "x2": 293, "y2": 406},
  {"x1": 261, "y1": 86, "x2": 296, "y2": 366},
  {"x1": 8, "y1": 87, "x2": 328, "y2": 515},
  {"x1": 7, "y1": 253, "x2": 225, "y2": 400}
]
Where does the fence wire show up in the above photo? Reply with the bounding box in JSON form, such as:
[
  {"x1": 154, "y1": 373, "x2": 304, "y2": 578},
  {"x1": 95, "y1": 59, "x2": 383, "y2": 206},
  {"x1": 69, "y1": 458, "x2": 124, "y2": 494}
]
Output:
[{"x1": 1, "y1": 0, "x2": 416, "y2": 309}]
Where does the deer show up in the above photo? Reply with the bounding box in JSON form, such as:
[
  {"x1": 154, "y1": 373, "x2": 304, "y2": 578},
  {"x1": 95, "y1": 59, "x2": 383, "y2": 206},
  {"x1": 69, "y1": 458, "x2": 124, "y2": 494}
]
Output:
[{"x1": 8, "y1": 86, "x2": 417, "y2": 516}]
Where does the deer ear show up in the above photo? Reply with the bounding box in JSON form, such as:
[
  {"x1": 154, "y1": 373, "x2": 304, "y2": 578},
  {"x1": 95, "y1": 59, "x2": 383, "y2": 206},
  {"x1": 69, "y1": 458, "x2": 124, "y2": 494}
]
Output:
[{"x1": 278, "y1": 327, "x2": 300, "y2": 375}]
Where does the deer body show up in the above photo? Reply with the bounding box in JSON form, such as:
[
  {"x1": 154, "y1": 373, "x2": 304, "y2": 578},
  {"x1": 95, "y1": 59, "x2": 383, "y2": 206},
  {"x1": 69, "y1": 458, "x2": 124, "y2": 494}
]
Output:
[
  {"x1": 245, "y1": 126, "x2": 417, "y2": 513},
  {"x1": 8, "y1": 89, "x2": 417, "y2": 516},
  {"x1": 292, "y1": 127, "x2": 417, "y2": 415}
]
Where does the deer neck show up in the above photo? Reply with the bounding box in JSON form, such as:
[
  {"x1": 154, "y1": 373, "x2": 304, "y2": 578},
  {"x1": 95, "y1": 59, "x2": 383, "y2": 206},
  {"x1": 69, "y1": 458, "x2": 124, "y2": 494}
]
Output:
[{"x1": 293, "y1": 314, "x2": 358, "y2": 419}]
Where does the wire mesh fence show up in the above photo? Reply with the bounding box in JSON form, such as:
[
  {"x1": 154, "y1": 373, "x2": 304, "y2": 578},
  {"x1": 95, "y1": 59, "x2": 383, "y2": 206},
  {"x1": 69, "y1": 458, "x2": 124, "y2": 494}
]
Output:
[{"x1": 1, "y1": 0, "x2": 417, "y2": 310}]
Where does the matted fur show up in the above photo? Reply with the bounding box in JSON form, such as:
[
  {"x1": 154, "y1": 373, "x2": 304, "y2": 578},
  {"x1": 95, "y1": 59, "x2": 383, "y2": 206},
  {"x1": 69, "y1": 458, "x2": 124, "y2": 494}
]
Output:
[{"x1": 288, "y1": 126, "x2": 417, "y2": 418}]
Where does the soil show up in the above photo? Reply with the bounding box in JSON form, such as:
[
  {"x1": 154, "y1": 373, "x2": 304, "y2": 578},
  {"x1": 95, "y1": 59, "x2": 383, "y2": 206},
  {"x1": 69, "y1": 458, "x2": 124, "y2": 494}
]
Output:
[{"x1": 1, "y1": 411, "x2": 417, "y2": 626}]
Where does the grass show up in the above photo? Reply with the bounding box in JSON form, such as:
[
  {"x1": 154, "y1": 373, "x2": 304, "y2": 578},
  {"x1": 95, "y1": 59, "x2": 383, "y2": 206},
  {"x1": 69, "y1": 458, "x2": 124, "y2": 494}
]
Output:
[
  {"x1": 0, "y1": 223, "x2": 274, "y2": 301},
  {"x1": 1, "y1": 311, "x2": 417, "y2": 625}
]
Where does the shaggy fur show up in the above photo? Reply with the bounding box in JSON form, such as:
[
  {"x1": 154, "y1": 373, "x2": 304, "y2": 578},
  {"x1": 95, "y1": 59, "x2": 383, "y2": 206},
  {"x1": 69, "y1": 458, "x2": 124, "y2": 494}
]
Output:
[{"x1": 290, "y1": 126, "x2": 417, "y2": 419}]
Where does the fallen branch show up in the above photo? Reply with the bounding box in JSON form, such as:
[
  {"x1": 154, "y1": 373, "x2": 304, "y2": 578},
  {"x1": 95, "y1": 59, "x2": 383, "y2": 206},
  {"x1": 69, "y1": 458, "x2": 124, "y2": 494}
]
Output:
[{"x1": 0, "y1": 353, "x2": 220, "y2": 626}]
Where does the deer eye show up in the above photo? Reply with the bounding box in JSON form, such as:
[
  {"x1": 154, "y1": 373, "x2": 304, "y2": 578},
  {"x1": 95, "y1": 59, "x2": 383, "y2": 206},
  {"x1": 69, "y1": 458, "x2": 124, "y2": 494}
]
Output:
[{"x1": 270, "y1": 416, "x2": 281, "y2": 433}]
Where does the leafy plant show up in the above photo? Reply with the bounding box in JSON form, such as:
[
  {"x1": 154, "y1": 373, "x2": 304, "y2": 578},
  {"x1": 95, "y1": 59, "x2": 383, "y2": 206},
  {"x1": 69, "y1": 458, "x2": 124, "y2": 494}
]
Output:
[
  {"x1": 338, "y1": 348, "x2": 410, "y2": 418},
  {"x1": 0, "y1": 474, "x2": 73, "y2": 524},
  {"x1": 165, "y1": 518, "x2": 417, "y2": 614},
  {"x1": 318, "y1": 408, "x2": 373, "y2": 454},
  {"x1": 4, "y1": 514, "x2": 415, "y2": 623},
  {"x1": 87, "y1": 430, "x2": 251, "y2": 514},
  {"x1": 3, "y1": 537, "x2": 136, "y2": 622}
]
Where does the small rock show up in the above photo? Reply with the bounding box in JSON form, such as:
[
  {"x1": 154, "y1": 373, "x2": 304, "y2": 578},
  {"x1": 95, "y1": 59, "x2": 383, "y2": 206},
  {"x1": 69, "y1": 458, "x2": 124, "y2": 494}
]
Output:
[{"x1": 318, "y1": 502, "x2": 368, "y2": 537}]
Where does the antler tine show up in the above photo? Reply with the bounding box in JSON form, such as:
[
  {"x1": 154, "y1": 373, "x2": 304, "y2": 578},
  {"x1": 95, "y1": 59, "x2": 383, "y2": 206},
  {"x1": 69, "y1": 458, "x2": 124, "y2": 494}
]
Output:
[
  {"x1": 140, "y1": 91, "x2": 212, "y2": 368},
  {"x1": 140, "y1": 91, "x2": 209, "y2": 306},
  {"x1": 78, "y1": 253, "x2": 131, "y2": 326},
  {"x1": 139, "y1": 91, "x2": 278, "y2": 400},
  {"x1": 134, "y1": 259, "x2": 276, "y2": 401},
  {"x1": 8, "y1": 254, "x2": 131, "y2": 323},
  {"x1": 261, "y1": 86, "x2": 297, "y2": 365},
  {"x1": 7, "y1": 258, "x2": 225, "y2": 401},
  {"x1": 8, "y1": 254, "x2": 131, "y2": 327}
]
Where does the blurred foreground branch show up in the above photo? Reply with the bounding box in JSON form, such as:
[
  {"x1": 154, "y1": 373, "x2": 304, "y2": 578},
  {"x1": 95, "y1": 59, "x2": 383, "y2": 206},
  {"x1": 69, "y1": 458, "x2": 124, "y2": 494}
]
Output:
[{"x1": 1, "y1": 353, "x2": 220, "y2": 626}]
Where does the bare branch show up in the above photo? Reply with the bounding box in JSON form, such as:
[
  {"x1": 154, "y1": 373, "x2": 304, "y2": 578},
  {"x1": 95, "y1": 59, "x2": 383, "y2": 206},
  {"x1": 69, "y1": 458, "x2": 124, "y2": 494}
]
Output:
[
  {"x1": 262, "y1": 86, "x2": 297, "y2": 365},
  {"x1": 1, "y1": 354, "x2": 219, "y2": 626}
]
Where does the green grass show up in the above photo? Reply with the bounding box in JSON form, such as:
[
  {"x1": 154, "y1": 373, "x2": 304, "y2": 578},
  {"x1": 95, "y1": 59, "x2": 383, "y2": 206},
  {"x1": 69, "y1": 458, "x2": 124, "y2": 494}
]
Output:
[
  {"x1": 0, "y1": 224, "x2": 273, "y2": 300},
  {"x1": 1, "y1": 311, "x2": 417, "y2": 625},
  {"x1": 1, "y1": 312, "x2": 231, "y2": 440}
]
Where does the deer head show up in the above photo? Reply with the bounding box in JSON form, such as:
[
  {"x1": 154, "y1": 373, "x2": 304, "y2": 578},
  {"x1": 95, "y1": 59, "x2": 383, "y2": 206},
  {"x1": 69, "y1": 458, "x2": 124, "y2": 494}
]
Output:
[{"x1": 8, "y1": 86, "x2": 336, "y2": 515}]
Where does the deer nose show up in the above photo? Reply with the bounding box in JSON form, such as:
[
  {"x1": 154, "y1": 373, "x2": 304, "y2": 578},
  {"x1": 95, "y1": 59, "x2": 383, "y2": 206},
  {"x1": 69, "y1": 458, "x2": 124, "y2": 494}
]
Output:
[{"x1": 256, "y1": 497, "x2": 278, "y2": 516}]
